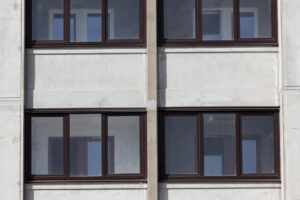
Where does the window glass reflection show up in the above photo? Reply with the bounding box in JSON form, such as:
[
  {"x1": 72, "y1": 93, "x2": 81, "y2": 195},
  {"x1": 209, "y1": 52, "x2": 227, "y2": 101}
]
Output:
[
  {"x1": 203, "y1": 114, "x2": 236, "y2": 176},
  {"x1": 164, "y1": 0, "x2": 196, "y2": 39},
  {"x1": 241, "y1": 115, "x2": 275, "y2": 174},
  {"x1": 31, "y1": 117, "x2": 64, "y2": 175},
  {"x1": 202, "y1": 0, "x2": 233, "y2": 40},
  {"x1": 165, "y1": 116, "x2": 198, "y2": 174},
  {"x1": 239, "y1": 0, "x2": 272, "y2": 38}
]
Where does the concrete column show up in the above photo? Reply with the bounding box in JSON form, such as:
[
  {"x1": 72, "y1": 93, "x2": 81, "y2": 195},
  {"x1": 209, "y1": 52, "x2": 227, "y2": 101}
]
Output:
[
  {"x1": 146, "y1": 0, "x2": 158, "y2": 200},
  {"x1": 281, "y1": 0, "x2": 300, "y2": 199},
  {"x1": 0, "y1": 0, "x2": 24, "y2": 200}
]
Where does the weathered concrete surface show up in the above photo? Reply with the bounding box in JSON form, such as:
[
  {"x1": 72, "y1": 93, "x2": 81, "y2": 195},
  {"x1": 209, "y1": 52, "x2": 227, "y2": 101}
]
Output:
[
  {"x1": 0, "y1": 104, "x2": 22, "y2": 200},
  {"x1": 159, "y1": 50, "x2": 279, "y2": 107},
  {"x1": 26, "y1": 49, "x2": 146, "y2": 108}
]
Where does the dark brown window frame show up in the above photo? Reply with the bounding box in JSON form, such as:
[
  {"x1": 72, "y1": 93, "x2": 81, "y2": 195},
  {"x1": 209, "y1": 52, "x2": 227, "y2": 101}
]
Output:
[
  {"x1": 25, "y1": 109, "x2": 147, "y2": 182},
  {"x1": 159, "y1": 107, "x2": 280, "y2": 182},
  {"x1": 158, "y1": 0, "x2": 278, "y2": 46},
  {"x1": 26, "y1": 0, "x2": 146, "y2": 48}
]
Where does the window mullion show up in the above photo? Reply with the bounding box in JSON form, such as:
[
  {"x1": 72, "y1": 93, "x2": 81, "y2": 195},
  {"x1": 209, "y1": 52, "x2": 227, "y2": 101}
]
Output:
[
  {"x1": 101, "y1": 114, "x2": 107, "y2": 177},
  {"x1": 198, "y1": 113, "x2": 203, "y2": 177},
  {"x1": 274, "y1": 112, "x2": 280, "y2": 177},
  {"x1": 64, "y1": 0, "x2": 70, "y2": 42},
  {"x1": 102, "y1": 0, "x2": 107, "y2": 42},
  {"x1": 236, "y1": 112, "x2": 241, "y2": 178},
  {"x1": 63, "y1": 114, "x2": 70, "y2": 178},
  {"x1": 233, "y1": 0, "x2": 240, "y2": 41},
  {"x1": 196, "y1": 0, "x2": 202, "y2": 42}
]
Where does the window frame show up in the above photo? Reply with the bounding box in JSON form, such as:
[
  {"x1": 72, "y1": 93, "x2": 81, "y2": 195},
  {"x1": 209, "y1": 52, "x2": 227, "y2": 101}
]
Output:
[
  {"x1": 158, "y1": 0, "x2": 278, "y2": 46},
  {"x1": 26, "y1": 0, "x2": 146, "y2": 47},
  {"x1": 25, "y1": 109, "x2": 147, "y2": 182},
  {"x1": 159, "y1": 108, "x2": 280, "y2": 181}
]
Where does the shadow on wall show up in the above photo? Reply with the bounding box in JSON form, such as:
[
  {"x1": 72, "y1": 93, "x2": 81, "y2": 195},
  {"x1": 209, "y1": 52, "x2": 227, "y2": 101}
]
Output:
[
  {"x1": 25, "y1": 54, "x2": 36, "y2": 108},
  {"x1": 158, "y1": 53, "x2": 167, "y2": 107}
]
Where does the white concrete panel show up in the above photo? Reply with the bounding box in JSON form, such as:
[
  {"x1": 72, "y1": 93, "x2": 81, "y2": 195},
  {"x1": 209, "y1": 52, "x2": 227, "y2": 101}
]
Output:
[
  {"x1": 159, "y1": 183, "x2": 281, "y2": 200},
  {"x1": 26, "y1": 183, "x2": 147, "y2": 200},
  {"x1": 0, "y1": 104, "x2": 22, "y2": 200},
  {"x1": 0, "y1": 0, "x2": 22, "y2": 98},
  {"x1": 26, "y1": 51, "x2": 146, "y2": 108},
  {"x1": 283, "y1": 91, "x2": 300, "y2": 200},
  {"x1": 159, "y1": 52, "x2": 278, "y2": 107},
  {"x1": 160, "y1": 188, "x2": 280, "y2": 200},
  {"x1": 283, "y1": 0, "x2": 300, "y2": 87}
]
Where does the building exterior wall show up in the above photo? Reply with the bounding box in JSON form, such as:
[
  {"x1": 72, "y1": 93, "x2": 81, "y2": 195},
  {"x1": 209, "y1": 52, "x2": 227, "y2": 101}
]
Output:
[
  {"x1": 0, "y1": 0, "x2": 24, "y2": 200},
  {"x1": 26, "y1": 49, "x2": 147, "y2": 108},
  {"x1": 1, "y1": 0, "x2": 300, "y2": 200},
  {"x1": 282, "y1": 0, "x2": 300, "y2": 199},
  {"x1": 159, "y1": 48, "x2": 279, "y2": 107}
]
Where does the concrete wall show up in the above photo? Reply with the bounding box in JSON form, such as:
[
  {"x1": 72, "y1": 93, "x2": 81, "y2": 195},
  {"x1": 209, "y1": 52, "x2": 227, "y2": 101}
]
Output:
[
  {"x1": 159, "y1": 48, "x2": 279, "y2": 107},
  {"x1": 26, "y1": 183, "x2": 147, "y2": 200},
  {"x1": 159, "y1": 183, "x2": 281, "y2": 200},
  {"x1": 282, "y1": 0, "x2": 300, "y2": 199},
  {"x1": 26, "y1": 49, "x2": 147, "y2": 108},
  {"x1": 0, "y1": 0, "x2": 24, "y2": 200}
]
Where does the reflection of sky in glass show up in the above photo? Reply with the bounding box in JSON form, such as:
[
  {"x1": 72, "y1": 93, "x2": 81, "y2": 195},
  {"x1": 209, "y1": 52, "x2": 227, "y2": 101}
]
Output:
[
  {"x1": 70, "y1": 14, "x2": 76, "y2": 41},
  {"x1": 242, "y1": 140, "x2": 257, "y2": 173},
  {"x1": 88, "y1": 14, "x2": 102, "y2": 41},
  {"x1": 204, "y1": 155, "x2": 222, "y2": 176},
  {"x1": 53, "y1": 14, "x2": 64, "y2": 40},
  {"x1": 202, "y1": 13, "x2": 221, "y2": 40},
  {"x1": 240, "y1": 12, "x2": 254, "y2": 38},
  {"x1": 88, "y1": 141, "x2": 102, "y2": 176}
]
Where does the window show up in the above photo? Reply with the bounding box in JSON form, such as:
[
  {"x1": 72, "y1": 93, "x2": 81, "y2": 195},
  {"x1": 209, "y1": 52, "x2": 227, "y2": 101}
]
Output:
[
  {"x1": 25, "y1": 110, "x2": 146, "y2": 181},
  {"x1": 159, "y1": 109, "x2": 280, "y2": 180},
  {"x1": 27, "y1": 0, "x2": 145, "y2": 47},
  {"x1": 159, "y1": 0, "x2": 277, "y2": 45}
]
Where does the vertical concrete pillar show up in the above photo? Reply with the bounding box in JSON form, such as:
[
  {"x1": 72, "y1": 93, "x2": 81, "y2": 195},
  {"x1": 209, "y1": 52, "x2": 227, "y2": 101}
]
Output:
[
  {"x1": 281, "y1": 0, "x2": 300, "y2": 199},
  {"x1": 0, "y1": 0, "x2": 24, "y2": 200},
  {"x1": 146, "y1": 0, "x2": 158, "y2": 200}
]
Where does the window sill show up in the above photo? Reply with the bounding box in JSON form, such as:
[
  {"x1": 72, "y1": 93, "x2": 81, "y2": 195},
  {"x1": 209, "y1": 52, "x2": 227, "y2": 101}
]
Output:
[
  {"x1": 159, "y1": 181, "x2": 281, "y2": 189},
  {"x1": 158, "y1": 46, "x2": 279, "y2": 53},
  {"x1": 26, "y1": 48, "x2": 147, "y2": 55},
  {"x1": 25, "y1": 181, "x2": 148, "y2": 190}
]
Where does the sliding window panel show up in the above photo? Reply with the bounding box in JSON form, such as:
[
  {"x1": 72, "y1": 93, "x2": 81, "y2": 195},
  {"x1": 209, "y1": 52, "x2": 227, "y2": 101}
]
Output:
[
  {"x1": 163, "y1": 0, "x2": 196, "y2": 39},
  {"x1": 31, "y1": 117, "x2": 64, "y2": 175},
  {"x1": 107, "y1": 0, "x2": 140, "y2": 40},
  {"x1": 70, "y1": 0, "x2": 102, "y2": 42},
  {"x1": 241, "y1": 115, "x2": 275, "y2": 174},
  {"x1": 239, "y1": 0, "x2": 272, "y2": 38},
  {"x1": 202, "y1": 0, "x2": 233, "y2": 40},
  {"x1": 164, "y1": 116, "x2": 198, "y2": 174},
  {"x1": 203, "y1": 114, "x2": 236, "y2": 176},
  {"x1": 107, "y1": 116, "x2": 140, "y2": 174},
  {"x1": 69, "y1": 114, "x2": 102, "y2": 176},
  {"x1": 32, "y1": 0, "x2": 64, "y2": 41}
]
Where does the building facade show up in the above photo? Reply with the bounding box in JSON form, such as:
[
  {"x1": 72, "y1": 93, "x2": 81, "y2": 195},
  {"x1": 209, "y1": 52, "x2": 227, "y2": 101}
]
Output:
[{"x1": 0, "y1": 0, "x2": 299, "y2": 200}]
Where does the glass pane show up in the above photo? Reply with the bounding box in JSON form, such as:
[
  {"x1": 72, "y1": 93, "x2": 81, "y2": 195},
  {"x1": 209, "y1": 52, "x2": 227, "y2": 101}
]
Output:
[
  {"x1": 70, "y1": 114, "x2": 102, "y2": 176},
  {"x1": 32, "y1": 0, "x2": 64, "y2": 40},
  {"x1": 107, "y1": 116, "x2": 140, "y2": 174},
  {"x1": 241, "y1": 116, "x2": 275, "y2": 174},
  {"x1": 53, "y1": 14, "x2": 64, "y2": 40},
  {"x1": 165, "y1": 116, "x2": 197, "y2": 174},
  {"x1": 88, "y1": 14, "x2": 102, "y2": 42},
  {"x1": 107, "y1": 0, "x2": 140, "y2": 40},
  {"x1": 202, "y1": 0, "x2": 233, "y2": 40},
  {"x1": 239, "y1": 0, "x2": 272, "y2": 38},
  {"x1": 164, "y1": 0, "x2": 196, "y2": 39},
  {"x1": 203, "y1": 114, "x2": 236, "y2": 176},
  {"x1": 31, "y1": 117, "x2": 64, "y2": 175},
  {"x1": 70, "y1": 0, "x2": 102, "y2": 42},
  {"x1": 70, "y1": 14, "x2": 77, "y2": 42}
]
